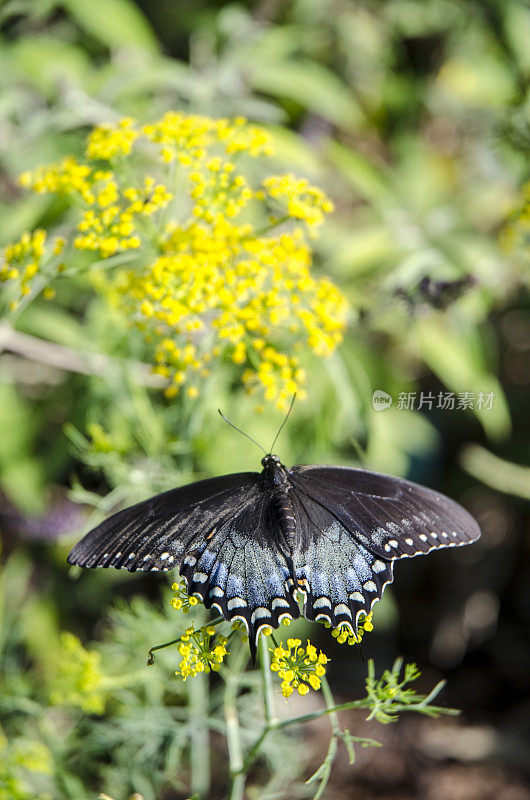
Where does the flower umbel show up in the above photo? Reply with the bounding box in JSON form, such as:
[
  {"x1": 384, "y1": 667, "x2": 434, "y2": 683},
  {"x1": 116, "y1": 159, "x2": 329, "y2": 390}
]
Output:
[
  {"x1": 4, "y1": 112, "x2": 348, "y2": 408},
  {"x1": 270, "y1": 638, "x2": 329, "y2": 698},
  {"x1": 50, "y1": 632, "x2": 107, "y2": 714},
  {"x1": 174, "y1": 624, "x2": 229, "y2": 680},
  {"x1": 0, "y1": 229, "x2": 65, "y2": 309},
  {"x1": 170, "y1": 581, "x2": 200, "y2": 614},
  {"x1": 328, "y1": 612, "x2": 374, "y2": 645}
]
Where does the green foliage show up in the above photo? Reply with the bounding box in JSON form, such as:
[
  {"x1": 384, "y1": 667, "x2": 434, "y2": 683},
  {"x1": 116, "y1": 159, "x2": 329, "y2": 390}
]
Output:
[{"x1": 1, "y1": 0, "x2": 528, "y2": 797}]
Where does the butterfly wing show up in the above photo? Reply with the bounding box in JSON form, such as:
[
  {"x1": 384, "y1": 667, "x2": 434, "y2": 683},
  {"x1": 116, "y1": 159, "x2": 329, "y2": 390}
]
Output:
[
  {"x1": 290, "y1": 488, "x2": 394, "y2": 631},
  {"x1": 68, "y1": 471, "x2": 300, "y2": 650},
  {"x1": 180, "y1": 492, "x2": 300, "y2": 652},
  {"x1": 289, "y1": 465, "x2": 480, "y2": 560},
  {"x1": 67, "y1": 472, "x2": 261, "y2": 572}
]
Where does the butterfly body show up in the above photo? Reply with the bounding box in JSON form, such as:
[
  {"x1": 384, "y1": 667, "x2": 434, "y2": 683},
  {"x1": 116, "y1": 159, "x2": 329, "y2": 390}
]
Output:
[
  {"x1": 68, "y1": 457, "x2": 481, "y2": 652},
  {"x1": 261, "y1": 454, "x2": 298, "y2": 552}
]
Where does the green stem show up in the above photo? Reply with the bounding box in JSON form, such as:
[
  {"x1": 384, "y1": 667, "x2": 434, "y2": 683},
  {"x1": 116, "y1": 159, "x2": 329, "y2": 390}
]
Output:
[
  {"x1": 305, "y1": 677, "x2": 342, "y2": 800},
  {"x1": 189, "y1": 669, "x2": 210, "y2": 797},
  {"x1": 147, "y1": 637, "x2": 181, "y2": 665},
  {"x1": 252, "y1": 215, "x2": 290, "y2": 237},
  {"x1": 260, "y1": 635, "x2": 275, "y2": 725},
  {"x1": 273, "y1": 695, "x2": 459, "y2": 729},
  {"x1": 321, "y1": 677, "x2": 340, "y2": 734},
  {"x1": 235, "y1": 636, "x2": 276, "y2": 778},
  {"x1": 224, "y1": 641, "x2": 251, "y2": 800}
]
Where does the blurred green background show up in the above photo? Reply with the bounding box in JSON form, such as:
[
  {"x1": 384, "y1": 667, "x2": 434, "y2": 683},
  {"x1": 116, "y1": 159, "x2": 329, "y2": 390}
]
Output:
[{"x1": 0, "y1": 1, "x2": 529, "y2": 798}]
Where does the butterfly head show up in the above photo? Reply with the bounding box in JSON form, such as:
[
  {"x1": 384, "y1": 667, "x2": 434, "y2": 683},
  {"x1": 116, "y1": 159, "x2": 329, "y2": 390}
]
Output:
[{"x1": 261, "y1": 453, "x2": 283, "y2": 469}]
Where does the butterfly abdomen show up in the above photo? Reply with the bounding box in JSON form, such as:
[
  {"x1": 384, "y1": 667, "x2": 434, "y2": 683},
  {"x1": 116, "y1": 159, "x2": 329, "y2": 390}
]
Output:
[{"x1": 271, "y1": 488, "x2": 297, "y2": 546}]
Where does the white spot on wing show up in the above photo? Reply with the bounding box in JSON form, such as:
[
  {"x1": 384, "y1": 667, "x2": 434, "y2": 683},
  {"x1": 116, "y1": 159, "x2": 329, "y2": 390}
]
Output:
[
  {"x1": 251, "y1": 607, "x2": 271, "y2": 623},
  {"x1": 363, "y1": 580, "x2": 377, "y2": 592},
  {"x1": 272, "y1": 597, "x2": 290, "y2": 610},
  {"x1": 349, "y1": 591, "x2": 364, "y2": 602},
  {"x1": 372, "y1": 560, "x2": 386, "y2": 573},
  {"x1": 313, "y1": 597, "x2": 331, "y2": 609},
  {"x1": 227, "y1": 597, "x2": 247, "y2": 611}
]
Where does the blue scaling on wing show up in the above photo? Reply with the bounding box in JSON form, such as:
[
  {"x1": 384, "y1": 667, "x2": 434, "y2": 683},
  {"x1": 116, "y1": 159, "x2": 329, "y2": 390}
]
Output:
[
  {"x1": 291, "y1": 490, "x2": 394, "y2": 632},
  {"x1": 179, "y1": 493, "x2": 300, "y2": 653}
]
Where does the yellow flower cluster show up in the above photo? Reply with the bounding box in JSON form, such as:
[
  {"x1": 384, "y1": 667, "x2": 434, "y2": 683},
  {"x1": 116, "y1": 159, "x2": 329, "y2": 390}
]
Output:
[
  {"x1": 190, "y1": 161, "x2": 253, "y2": 222},
  {"x1": 143, "y1": 112, "x2": 274, "y2": 164},
  {"x1": 50, "y1": 632, "x2": 106, "y2": 714},
  {"x1": 86, "y1": 117, "x2": 139, "y2": 160},
  {"x1": 124, "y1": 220, "x2": 347, "y2": 406},
  {"x1": 0, "y1": 229, "x2": 64, "y2": 308},
  {"x1": 19, "y1": 155, "x2": 95, "y2": 201},
  {"x1": 262, "y1": 174, "x2": 335, "y2": 231},
  {"x1": 270, "y1": 637, "x2": 329, "y2": 698},
  {"x1": 74, "y1": 175, "x2": 171, "y2": 258},
  {"x1": 174, "y1": 624, "x2": 229, "y2": 680},
  {"x1": 325, "y1": 612, "x2": 374, "y2": 645},
  {"x1": 8, "y1": 112, "x2": 347, "y2": 406},
  {"x1": 170, "y1": 580, "x2": 200, "y2": 614},
  {"x1": 0, "y1": 728, "x2": 52, "y2": 800}
]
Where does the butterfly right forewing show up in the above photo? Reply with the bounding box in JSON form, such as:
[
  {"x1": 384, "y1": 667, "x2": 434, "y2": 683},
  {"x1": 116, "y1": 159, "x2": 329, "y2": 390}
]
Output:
[{"x1": 289, "y1": 465, "x2": 480, "y2": 560}]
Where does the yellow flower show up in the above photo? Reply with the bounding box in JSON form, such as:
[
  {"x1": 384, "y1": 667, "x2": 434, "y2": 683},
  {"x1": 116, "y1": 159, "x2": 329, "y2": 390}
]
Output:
[
  {"x1": 86, "y1": 117, "x2": 139, "y2": 161},
  {"x1": 171, "y1": 581, "x2": 201, "y2": 614},
  {"x1": 262, "y1": 174, "x2": 334, "y2": 230},
  {"x1": 172, "y1": 622, "x2": 229, "y2": 680},
  {"x1": 50, "y1": 633, "x2": 107, "y2": 714},
  {"x1": 329, "y1": 612, "x2": 374, "y2": 646},
  {"x1": 269, "y1": 638, "x2": 328, "y2": 699}
]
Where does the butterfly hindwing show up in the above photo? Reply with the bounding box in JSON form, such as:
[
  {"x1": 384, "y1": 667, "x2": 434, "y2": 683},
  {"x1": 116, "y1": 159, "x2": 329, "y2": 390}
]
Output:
[
  {"x1": 291, "y1": 488, "x2": 394, "y2": 631},
  {"x1": 289, "y1": 465, "x2": 480, "y2": 560},
  {"x1": 67, "y1": 472, "x2": 261, "y2": 572},
  {"x1": 179, "y1": 492, "x2": 300, "y2": 652}
]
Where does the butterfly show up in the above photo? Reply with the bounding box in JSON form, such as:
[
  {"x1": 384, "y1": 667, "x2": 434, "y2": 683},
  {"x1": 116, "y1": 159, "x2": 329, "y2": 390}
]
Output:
[{"x1": 67, "y1": 451, "x2": 481, "y2": 655}]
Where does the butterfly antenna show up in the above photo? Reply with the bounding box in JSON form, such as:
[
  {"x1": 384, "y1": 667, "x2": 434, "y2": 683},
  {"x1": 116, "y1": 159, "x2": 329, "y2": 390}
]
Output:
[
  {"x1": 269, "y1": 393, "x2": 296, "y2": 454},
  {"x1": 218, "y1": 409, "x2": 267, "y2": 454}
]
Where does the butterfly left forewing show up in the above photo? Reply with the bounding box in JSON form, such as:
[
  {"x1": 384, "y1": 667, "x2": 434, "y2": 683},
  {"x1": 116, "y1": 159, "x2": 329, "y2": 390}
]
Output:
[{"x1": 67, "y1": 472, "x2": 261, "y2": 571}]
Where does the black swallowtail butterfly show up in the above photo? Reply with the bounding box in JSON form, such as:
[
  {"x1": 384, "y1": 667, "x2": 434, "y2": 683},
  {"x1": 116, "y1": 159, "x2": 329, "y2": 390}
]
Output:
[{"x1": 68, "y1": 453, "x2": 480, "y2": 653}]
